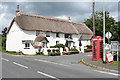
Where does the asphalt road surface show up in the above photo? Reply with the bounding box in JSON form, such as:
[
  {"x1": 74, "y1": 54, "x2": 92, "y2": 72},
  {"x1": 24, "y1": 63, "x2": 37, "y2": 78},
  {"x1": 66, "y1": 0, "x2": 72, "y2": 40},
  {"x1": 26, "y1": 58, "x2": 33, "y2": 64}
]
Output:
[{"x1": 1, "y1": 52, "x2": 119, "y2": 79}]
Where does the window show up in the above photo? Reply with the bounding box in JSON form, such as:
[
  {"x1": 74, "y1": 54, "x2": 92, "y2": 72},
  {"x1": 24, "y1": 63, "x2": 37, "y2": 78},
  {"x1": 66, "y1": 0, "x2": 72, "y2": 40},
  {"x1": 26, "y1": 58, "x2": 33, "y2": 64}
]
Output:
[
  {"x1": 45, "y1": 32, "x2": 50, "y2": 37},
  {"x1": 56, "y1": 33, "x2": 60, "y2": 37},
  {"x1": 56, "y1": 41, "x2": 59, "y2": 45},
  {"x1": 25, "y1": 43, "x2": 30, "y2": 49},
  {"x1": 36, "y1": 31, "x2": 40, "y2": 36},
  {"x1": 65, "y1": 34, "x2": 72, "y2": 39}
]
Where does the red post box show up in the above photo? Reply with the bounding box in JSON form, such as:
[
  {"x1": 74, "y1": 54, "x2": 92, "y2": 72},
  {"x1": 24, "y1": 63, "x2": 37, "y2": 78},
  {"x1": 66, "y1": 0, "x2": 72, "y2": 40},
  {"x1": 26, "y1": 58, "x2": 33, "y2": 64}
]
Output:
[{"x1": 92, "y1": 36, "x2": 103, "y2": 61}]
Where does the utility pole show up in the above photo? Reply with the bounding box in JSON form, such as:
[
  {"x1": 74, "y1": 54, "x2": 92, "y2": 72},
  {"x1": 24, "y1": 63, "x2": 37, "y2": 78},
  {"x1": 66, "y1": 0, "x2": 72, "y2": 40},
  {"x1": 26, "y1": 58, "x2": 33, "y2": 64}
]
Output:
[
  {"x1": 103, "y1": 0, "x2": 106, "y2": 64},
  {"x1": 93, "y1": 0, "x2": 95, "y2": 37}
]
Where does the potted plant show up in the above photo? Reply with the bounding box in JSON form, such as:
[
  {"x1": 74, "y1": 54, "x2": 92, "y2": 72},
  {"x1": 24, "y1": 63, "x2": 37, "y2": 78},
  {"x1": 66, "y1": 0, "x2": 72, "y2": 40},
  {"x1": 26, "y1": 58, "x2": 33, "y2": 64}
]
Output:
[
  {"x1": 52, "y1": 49, "x2": 56, "y2": 53},
  {"x1": 47, "y1": 49, "x2": 51, "y2": 53},
  {"x1": 56, "y1": 49, "x2": 59, "y2": 52},
  {"x1": 63, "y1": 49, "x2": 66, "y2": 52}
]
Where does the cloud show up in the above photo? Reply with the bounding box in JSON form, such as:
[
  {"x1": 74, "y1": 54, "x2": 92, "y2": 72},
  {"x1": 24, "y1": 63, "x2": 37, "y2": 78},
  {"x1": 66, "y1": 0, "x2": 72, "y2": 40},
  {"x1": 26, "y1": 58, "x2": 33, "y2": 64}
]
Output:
[{"x1": 0, "y1": 2, "x2": 118, "y2": 33}]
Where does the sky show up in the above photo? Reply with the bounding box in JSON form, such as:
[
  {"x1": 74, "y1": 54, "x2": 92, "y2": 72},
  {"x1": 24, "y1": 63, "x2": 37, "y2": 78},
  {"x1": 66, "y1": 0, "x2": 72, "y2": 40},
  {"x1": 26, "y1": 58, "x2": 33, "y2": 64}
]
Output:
[{"x1": 0, "y1": 0, "x2": 119, "y2": 34}]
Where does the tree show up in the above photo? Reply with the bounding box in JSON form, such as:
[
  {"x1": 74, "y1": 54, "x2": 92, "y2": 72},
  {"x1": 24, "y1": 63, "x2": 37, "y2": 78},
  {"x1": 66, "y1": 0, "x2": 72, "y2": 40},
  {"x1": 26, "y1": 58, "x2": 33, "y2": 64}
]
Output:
[
  {"x1": 1, "y1": 27, "x2": 7, "y2": 50},
  {"x1": 2, "y1": 27, "x2": 7, "y2": 37},
  {"x1": 84, "y1": 11, "x2": 119, "y2": 42},
  {"x1": 2, "y1": 37, "x2": 6, "y2": 50}
]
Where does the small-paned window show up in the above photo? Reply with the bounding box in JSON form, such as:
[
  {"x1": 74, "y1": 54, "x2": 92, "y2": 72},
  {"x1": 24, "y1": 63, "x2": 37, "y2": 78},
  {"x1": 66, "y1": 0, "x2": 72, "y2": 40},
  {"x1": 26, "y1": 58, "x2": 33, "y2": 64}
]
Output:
[
  {"x1": 25, "y1": 43, "x2": 30, "y2": 49},
  {"x1": 56, "y1": 33, "x2": 59, "y2": 37},
  {"x1": 46, "y1": 32, "x2": 50, "y2": 37},
  {"x1": 65, "y1": 34, "x2": 72, "y2": 39},
  {"x1": 36, "y1": 31, "x2": 40, "y2": 36}
]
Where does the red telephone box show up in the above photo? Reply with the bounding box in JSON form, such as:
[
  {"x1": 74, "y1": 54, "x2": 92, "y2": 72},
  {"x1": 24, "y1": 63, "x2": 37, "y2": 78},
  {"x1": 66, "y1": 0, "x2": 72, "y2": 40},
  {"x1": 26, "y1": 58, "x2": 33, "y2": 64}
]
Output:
[{"x1": 92, "y1": 36, "x2": 103, "y2": 61}]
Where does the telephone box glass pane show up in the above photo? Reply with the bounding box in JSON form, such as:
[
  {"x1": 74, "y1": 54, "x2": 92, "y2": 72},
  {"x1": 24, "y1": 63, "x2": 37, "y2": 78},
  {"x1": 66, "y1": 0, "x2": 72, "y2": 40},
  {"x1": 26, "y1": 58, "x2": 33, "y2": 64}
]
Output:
[
  {"x1": 100, "y1": 41, "x2": 103, "y2": 58},
  {"x1": 93, "y1": 41, "x2": 97, "y2": 58}
]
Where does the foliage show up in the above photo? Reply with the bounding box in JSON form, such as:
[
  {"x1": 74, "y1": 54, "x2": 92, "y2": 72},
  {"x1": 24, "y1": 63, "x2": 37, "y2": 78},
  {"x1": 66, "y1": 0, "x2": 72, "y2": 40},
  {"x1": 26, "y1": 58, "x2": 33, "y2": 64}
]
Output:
[
  {"x1": 0, "y1": 35, "x2": 2, "y2": 51},
  {"x1": 36, "y1": 52, "x2": 43, "y2": 55},
  {"x1": 70, "y1": 51, "x2": 79, "y2": 54},
  {"x1": 86, "y1": 45, "x2": 92, "y2": 49},
  {"x1": 50, "y1": 44, "x2": 65, "y2": 48},
  {"x1": 98, "y1": 60, "x2": 119, "y2": 67},
  {"x1": 2, "y1": 50, "x2": 21, "y2": 55},
  {"x1": 69, "y1": 48, "x2": 78, "y2": 51},
  {"x1": 2, "y1": 36, "x2": 6, "y2": 50},
  {"x1": 1, "y1": 27, "x2": 7, "y2": 51},
  {"x1": 63, "y1": 49, "x2": 66, "y2": 51},
  {"x1": 48, "y1": 52, "x2": 60, "y2": 56},
  {"x1": 62, "y1": 52, "x2": 70, "y2": 55},
  {"x1": 36, "y1": 52, "x2": 44, "y2": 55},
  {"x1": 84, "y1": 11, "x2": 119, "y2": 42},
  {"x1": 47, "y1": 49, "x2": 51, "y2": 53},
  {"x1": 56, "y1": 49, "x2": 59, "y2": 52},
  {"x1": 52, "y1": 49, "x2": 56, "y2": 52},
  {"x1": 2, "y1": 27, "x2": 7, "y2": 37}
]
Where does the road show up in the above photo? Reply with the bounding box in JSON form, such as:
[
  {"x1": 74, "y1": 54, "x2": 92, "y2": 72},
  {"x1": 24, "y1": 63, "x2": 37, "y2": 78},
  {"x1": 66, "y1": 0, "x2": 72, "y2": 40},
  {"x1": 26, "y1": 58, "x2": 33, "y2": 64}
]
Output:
[{"x1": 1, "y1": 52, "x2": 119, "y2": 79}]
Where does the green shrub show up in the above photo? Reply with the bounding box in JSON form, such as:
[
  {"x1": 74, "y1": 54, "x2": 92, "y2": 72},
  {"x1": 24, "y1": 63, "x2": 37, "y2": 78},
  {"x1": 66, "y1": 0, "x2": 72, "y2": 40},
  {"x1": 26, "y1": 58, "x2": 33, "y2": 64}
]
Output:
[
  {"x1": 86, "y1": 45, "x2": 92, "y2": 49},
  {"x1": 48, "y1": 52, "x2": 60, "y2": 56},
  {"x1": 50, "y1": 46, "x2": 57, "y2": 48},
  {"x1": 52, "y1": 49, "x2": 56, "y2": 52},
  {"x1": 62, "y1": 52, "x2": 70, "y2": 55},
  {"x1": 55, "y1": 44, "x2": 65, "y2": 48},
  {"x1": 47, "y1": 49, "x2": 51, "y2": 53},
  {"x1": 50, "y1": 44, "x2": 65, "y2": 48},
  {"x1": 56, "y1": 49, "x2": 59, "y2": 52},
  {"x1": 69, "y1": 48, "x2": 78, "y2": 51}
]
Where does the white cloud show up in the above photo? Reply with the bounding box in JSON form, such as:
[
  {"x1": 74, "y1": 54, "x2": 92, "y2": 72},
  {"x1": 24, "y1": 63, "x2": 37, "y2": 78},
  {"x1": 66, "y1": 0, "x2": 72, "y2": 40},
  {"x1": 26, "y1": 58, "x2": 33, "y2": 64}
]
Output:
[
  {"x1": 55, "y1": 15, "x2": 68, "y2": 20},
  {"x1": 0, "y1": 3, "x2": 8, "y2": 13}
]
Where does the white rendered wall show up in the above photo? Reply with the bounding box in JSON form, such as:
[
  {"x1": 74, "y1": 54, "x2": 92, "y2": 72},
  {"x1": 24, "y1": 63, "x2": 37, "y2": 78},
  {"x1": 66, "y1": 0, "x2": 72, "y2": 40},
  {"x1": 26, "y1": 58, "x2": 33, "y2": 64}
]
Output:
[
  {"x1": 6, "y1": 22, "x2": 90, "y2": 55},
  {"x1": 6, "y1": 22, "x2": 36, "y2": 55}
]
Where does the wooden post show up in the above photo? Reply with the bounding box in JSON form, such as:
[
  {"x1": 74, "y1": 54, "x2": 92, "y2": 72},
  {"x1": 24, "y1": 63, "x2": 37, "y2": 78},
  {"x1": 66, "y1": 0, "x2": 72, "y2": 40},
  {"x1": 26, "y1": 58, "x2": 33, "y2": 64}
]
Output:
[{"x1": 93, "y1": 0, "x2": 95, "y2": 37}]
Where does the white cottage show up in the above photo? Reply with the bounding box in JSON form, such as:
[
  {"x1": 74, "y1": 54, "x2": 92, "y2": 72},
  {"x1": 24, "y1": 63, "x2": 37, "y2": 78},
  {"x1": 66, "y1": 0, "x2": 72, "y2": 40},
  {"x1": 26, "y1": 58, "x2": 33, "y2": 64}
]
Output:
[{"x1": 6, "y1": 5, "x2": 93, "y2": 55}]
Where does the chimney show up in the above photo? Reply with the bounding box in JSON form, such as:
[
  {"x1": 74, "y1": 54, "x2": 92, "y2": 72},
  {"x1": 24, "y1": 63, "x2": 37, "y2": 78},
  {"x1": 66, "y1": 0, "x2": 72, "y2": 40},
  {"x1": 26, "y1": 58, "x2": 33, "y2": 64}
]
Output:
[
  {"x1": 16, "y1": 5, "x2": 20, "y2": 15},
  {"x1": 68, "y1": 17, "x2": 71, "y2": 22}
]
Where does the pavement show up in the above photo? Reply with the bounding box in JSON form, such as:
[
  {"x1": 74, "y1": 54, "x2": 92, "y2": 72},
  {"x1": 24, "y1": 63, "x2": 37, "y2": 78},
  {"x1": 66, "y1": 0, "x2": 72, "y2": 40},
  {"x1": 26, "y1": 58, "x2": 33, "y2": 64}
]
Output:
[
  {"x1": 81, "y1": 53, "x2": 119, "y2": 74},
  {"x1": 1, "y1": 52, "x2": 119, "y2": 79}
]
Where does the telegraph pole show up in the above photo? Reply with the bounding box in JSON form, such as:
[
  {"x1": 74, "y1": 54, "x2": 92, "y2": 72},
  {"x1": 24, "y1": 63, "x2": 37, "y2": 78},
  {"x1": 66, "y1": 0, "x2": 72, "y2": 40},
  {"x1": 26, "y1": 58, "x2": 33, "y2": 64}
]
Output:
[
  {"x1": 103, "y1": 0, "x2": 106, "y2": 64},
  {"x1": 93, "y1": 0, "x2": 95, "y2": 37}
]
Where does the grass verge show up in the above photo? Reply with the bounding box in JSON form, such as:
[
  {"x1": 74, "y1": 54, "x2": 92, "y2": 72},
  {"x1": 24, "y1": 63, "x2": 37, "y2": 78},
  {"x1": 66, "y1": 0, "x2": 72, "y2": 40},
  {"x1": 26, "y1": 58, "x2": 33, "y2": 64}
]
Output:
[
  {"x1": 80, "y1": 60, "x2": 94, "y2": 68},
  {"x1": 98, "y1": 60, "x2": 120, "y2": 67},
  {"x1": 1, "y1": 50, "x2": 47, "y2": 56},
  {"x1": 2, "y1": 50, "x2": 21, "y2": 55}
]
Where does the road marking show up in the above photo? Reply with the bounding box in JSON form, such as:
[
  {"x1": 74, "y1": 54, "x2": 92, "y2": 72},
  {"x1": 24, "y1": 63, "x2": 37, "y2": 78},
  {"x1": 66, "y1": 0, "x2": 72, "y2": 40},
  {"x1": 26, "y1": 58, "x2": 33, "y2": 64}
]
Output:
[
  {"x1": 13, "y1": 62, "x2": 28, "y2": 69},
  {"x1": 1, "y1": 58, "x2": 9, "y2": 61},
  {"x1": 34, "y1": 59, "x2": 71, "y2": 67},
  {"x1": 37, "y1": 71, "x2": 59, "y2": 80},
  {"x1": 94, "y1": 70, "x2": 119, "y2": 76}
]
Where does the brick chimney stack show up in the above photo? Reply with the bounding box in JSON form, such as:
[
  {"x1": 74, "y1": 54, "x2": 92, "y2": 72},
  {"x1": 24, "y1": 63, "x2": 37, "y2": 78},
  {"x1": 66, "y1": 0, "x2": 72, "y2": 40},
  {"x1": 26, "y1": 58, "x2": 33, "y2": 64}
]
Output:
[
  {"x1": 16, "y1": 5, "x2": 20, "y2": 15},
  {"x1": 68, "y1": 17, "x2": 71, "y2": 22}
]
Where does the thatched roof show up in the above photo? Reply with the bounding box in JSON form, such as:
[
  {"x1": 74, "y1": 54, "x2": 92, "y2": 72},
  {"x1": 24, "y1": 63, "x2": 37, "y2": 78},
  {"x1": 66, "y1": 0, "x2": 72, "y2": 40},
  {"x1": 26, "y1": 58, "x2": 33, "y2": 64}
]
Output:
[{"x1": 7, "y1": 12, "x2": 93, "y2": 35}]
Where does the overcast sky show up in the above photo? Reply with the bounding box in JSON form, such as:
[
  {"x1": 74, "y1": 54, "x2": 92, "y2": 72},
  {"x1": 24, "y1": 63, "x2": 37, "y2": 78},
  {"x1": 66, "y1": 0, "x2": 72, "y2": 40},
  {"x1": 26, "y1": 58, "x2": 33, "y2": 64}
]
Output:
[{"x1": 0, "y1": 1, "x2": 119, "y2": 33}]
